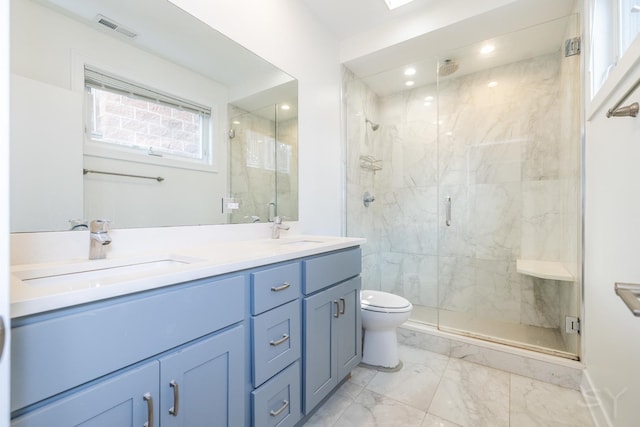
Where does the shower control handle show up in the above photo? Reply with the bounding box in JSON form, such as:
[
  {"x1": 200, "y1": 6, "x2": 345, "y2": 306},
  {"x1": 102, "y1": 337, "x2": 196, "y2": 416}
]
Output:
[{"x1": 446, "y1": 196, "x2": 452, "y2": 227}]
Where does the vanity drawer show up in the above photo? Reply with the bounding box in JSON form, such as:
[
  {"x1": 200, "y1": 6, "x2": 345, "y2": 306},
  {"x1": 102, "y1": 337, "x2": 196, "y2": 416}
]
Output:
[
  {"x1": 252, "y1": 299, "x2": 301, "y2": 387},
  {"x1": 11, "y1": 274, "x2": 246, "y2": 412},
  {"x1": 251, "y1": 261, "x2": 301, "y2": 315},
  {"x1": 252, "y1": 361, "x2": 301, "y2": 427},
  {"x1": 303, "y1": 247, "x2": 362, "y2": 295}
]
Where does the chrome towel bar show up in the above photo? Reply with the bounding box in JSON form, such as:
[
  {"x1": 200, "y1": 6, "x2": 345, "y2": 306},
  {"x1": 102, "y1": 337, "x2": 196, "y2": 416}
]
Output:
[
  {"x1": 83, "y1": 168, "x2": 164, "y2": 182},
  {"x1": 606, "y1": 75, "x2": 640, "y2": 118},
  {"x1": 614, "y1": 282, "x2": 640, "y2": 316}
]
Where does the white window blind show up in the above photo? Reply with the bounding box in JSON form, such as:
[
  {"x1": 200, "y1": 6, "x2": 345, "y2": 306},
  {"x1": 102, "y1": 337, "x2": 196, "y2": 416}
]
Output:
[{"x1": 84, "y1": 66, "x2": 211, "y2": 116}]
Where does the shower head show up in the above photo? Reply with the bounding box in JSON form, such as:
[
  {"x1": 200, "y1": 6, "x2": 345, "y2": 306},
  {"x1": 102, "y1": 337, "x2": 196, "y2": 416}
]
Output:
[
  {"x1": 366, "y1": 118, "x2": 379, "y2": 131},
  {"x1": 438, "y1": 59, "x2": 459, "y2": 77}
]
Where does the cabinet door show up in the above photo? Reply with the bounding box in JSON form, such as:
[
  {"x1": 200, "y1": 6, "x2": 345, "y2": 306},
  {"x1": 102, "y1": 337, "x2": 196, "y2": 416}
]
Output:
[
  {"x1": 159, "y1": 325, "x2": 245, "y2": 427},
  {"x1": 335, "y1": 277, "x2": 362, "y2": 379},
  {"x1": 11, "y1": 362, "x2": 159, "y2": 427},
  {"x1": 303, "y1": 288, "x2": 339, "y2": 412}
]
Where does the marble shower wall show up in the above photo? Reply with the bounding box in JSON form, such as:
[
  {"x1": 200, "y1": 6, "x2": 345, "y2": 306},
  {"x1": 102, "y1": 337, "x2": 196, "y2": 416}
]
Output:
[{"x1": 345, "y1": 45, "x2": 580, "y2": 337}]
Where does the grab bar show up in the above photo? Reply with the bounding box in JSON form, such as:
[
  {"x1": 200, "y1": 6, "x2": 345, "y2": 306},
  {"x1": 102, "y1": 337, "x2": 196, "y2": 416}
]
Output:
[
  {"x1": 83, "y1": 168, "x2": 164, "y2": 182},
  {"x1": 606, "y1": 75, "x2": 640, "y2": 118},
  {"x1": 614, "y1": 282, "x2": 640, "y2": 316}
]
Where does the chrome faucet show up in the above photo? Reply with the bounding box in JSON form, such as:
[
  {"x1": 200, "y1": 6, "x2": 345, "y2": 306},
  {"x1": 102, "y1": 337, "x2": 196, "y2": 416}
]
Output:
[
  {"x1": 89, "y1": 219, "x2": 112, "y2": 259},
  {"x1": 271, "y1": 216, "x2": 290, "y2": 239}
]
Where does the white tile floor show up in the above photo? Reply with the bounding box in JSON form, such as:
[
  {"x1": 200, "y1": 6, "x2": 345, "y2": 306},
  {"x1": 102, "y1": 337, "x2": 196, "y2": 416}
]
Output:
[{"x1": 304, "y1": 345, "x2": 595, "y2": 427}]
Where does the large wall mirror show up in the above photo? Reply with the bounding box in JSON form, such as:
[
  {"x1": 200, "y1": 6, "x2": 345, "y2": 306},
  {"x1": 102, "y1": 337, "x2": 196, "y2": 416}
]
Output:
[{"x1": 10, "y1": 0, "x2": 298, "y2": 232}]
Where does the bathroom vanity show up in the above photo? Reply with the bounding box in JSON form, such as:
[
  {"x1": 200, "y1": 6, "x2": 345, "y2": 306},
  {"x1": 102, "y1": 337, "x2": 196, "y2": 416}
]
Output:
[{"x1": 9, "y1": 237, "x2": 364, "y2": 427}]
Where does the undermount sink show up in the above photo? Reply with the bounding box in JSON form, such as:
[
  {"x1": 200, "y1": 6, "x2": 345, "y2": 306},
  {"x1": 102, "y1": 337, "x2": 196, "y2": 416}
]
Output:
[
  {"x1": 13, "y1": 254, "x2": 204, "y2": 287},
  {"x1": 280, "y1": 239, "x2": 325, "y2": 246}
]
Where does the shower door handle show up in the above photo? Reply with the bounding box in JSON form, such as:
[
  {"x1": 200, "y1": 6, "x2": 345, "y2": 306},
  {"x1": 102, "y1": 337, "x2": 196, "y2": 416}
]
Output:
[{"x1": 445, "y1": 196, "x2": 452, "y2": 226}]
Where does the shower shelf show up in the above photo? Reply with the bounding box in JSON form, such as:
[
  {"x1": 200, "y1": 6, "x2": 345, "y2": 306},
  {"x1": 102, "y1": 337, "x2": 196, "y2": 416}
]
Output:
[
  {"x1": 360, "y1": 155, "x2": 382, "y2": 172},
  {"x1": 516, "y1": 259, "x2": 574, "y2": 282}
]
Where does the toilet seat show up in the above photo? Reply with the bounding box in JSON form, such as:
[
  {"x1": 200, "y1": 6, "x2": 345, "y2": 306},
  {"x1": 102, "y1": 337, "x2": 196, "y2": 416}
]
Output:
[{"x1": 361, "y1": 290, "x2": 412, "y2": 313}]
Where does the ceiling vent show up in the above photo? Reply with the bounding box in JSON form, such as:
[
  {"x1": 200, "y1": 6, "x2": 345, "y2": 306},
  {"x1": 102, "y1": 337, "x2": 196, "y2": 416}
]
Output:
[{"x1": 96, "y1": 14, "x2": 137, "y2": 38}]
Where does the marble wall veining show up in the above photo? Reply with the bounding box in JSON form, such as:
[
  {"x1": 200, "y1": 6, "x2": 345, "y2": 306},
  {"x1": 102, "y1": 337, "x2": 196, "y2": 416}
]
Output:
[{"x1": 345, "y1": 39, "x2": 581, "y2": 354}]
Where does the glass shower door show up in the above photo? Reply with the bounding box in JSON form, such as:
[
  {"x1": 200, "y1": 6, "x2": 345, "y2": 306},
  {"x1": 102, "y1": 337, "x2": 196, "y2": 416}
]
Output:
[{"x1": 436, "y1": 15, "x2": 582, "y2": 358}]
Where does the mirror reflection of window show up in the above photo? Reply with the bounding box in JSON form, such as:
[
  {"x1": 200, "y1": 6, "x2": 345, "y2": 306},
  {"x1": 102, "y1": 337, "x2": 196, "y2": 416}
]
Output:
[{"x1": 85, "y1": 67, "x2": 212, "y2": 165}]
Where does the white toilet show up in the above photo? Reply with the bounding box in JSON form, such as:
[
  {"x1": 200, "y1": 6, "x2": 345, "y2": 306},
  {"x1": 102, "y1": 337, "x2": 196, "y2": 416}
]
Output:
[{"x1": 360, "y1": 290, "x2": 413, "y2": 369}]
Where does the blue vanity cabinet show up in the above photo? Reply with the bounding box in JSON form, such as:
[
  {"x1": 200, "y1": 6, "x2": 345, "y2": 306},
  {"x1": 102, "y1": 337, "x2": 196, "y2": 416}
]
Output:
[
  {"x1": 158, "y1": 326, "x2": 245, "y2": 427},
  {"x1": 250, "y1": 261, "x2": 302, "y2": 427},
  {"x1": 11, "y1": 326, "x2": 245, "y2": 427},
  {"x1": 302, "y1": 248, "x2": 362, "y2": 414},
  {"x1": 11, "y1": 362, "x2": 160, "y2": 427},
  {"x1": 10, "y1": 273, "x2": 247, "y2": 427}
]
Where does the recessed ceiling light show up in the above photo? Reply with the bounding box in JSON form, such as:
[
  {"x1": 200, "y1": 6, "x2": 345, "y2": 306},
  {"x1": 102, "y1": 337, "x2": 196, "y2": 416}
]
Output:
[
  {"x1": 384, "y1": 0, "x2": 416, "y2": 10},
  {"x1": 425, "y1": 96, "x2": 434, "y2": 102},
  {"x1": 232, "y1": 120, "x2": 241, "y2": 125},
  {"x1": 404, "y1": 67, "x2": 416, "y2": 76},
  {"x1": 405, "y1": 81, "x2": 415, "y2": 87},
  {"x1": 488, "y1": 81, "x2": 498, "y2": 88},
  {"x1": 424, "y1": 102, "x2": 432, "y2": 107},
  {"x1": 280, "y1": 104, "x2": 290, "y2": 111},
  {"x1": 480, "y1": 45, "x2": 495, "y2": 55}
]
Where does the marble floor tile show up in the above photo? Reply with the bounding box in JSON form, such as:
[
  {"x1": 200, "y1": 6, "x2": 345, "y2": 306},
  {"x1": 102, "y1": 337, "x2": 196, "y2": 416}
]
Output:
[
  {"x1": 509, "y1": 374, "x2": 596, "y2": 427},
  {"x1": 365, "y1": 345, "x2": 449, "y2": 411},
  {"x1": 302, "y1": 347, "x2": 595, "y2": 426},
  {"x1": 428, "y1": 359, "x2": 510, "y2": 427},
  {"x1": 333, "y1": 389, "x2": 427, "y2": 427},
  {"x1": 305, "y1": 387, "x2": 356, "y2": 427},
  {"x1": 421, "y1": 413, "x2": 463, "y2": 427}
]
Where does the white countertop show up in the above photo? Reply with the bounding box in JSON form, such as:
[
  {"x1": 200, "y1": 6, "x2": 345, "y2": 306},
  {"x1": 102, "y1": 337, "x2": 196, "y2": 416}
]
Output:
[{"x1": 11, "y1": 235, "x2": 365, "y2": 318}]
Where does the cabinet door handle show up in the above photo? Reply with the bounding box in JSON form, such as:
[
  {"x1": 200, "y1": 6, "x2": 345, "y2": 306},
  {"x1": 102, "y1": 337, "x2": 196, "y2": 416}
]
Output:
[
  {"x1": 269, "y1": 399, "x2": 289, "y2": 417},
  {"x1": 169, "y1": 380, "x2": 180, "y2": 416},
  {"x1": 143, "y1": 393, "x2": 154, "y2": 427},
  {"x1": 333, "y1": 300, "x2": 340, "y2": 318},
  {"x1": 339, "y1": 298, "x2": 346, "y2": 315},
  {"x1": 269, "y1": 334, "x2": 290, "y2": 346},
  {"x1": 271, "y1": 282, "x2": 290, "y2": 292},
  {"x1": 446, "y1": 196, "x2": 452, "y2": 226}
]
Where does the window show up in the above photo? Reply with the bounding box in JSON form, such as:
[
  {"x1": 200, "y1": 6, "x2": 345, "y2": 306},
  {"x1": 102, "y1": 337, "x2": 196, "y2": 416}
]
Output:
[
  {"x1": 591, "y1": 0, "x2": 640, "y2": 96},
  {"x1": 84, "y1": 66, "x2": 211, "y2": 163},
  {"x1": 620, "y1": 0, "x2": 640, "y2": 54}
]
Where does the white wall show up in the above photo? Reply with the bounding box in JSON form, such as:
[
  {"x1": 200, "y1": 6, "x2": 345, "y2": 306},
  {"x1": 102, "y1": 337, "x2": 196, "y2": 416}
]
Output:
[
  {"x1": 583, "y1": 2, "x2": 640, "y2": 426},
  {"x1": 169, "y1": 0, "x2": 343, "y2": 235}
]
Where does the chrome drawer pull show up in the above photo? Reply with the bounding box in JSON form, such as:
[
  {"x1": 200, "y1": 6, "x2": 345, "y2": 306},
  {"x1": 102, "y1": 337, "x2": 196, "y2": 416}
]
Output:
[
  {"x1": 339, "y1": 298, "x2": 346, "y2": 315},
  {"x1": 271, "y1": 282, "x2": 291, "y2": 292},
  {"x1": 334, "y1": 300, "x2": 340, "y2": 318},
  {"x1": 143, "y1": 393, "x2": 154, "y2": 427},
  {"x1": 169, "y1": 380, "x2": 180, "y2": 416},
  {"x1": 270, "y1": 334, "x2": 290, "y2": 346},
  {"x1": 269, "y1": 399, "x2": 289, "y2": 417},
  {"x1": 615, "y1": 282, "x2": 640, "y2": 316}
]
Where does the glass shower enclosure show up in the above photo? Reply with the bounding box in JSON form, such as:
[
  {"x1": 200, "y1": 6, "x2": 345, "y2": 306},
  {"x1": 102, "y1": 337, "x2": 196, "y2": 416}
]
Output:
[{"x1": 344, "y1": 15, "x2": 582, "y2": 359}]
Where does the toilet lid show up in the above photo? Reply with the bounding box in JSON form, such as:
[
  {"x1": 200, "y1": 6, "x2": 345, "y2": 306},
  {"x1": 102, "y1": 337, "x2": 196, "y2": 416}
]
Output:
[{"x1": 361, "y1": 290, "x2": 412, "y2": 312}]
